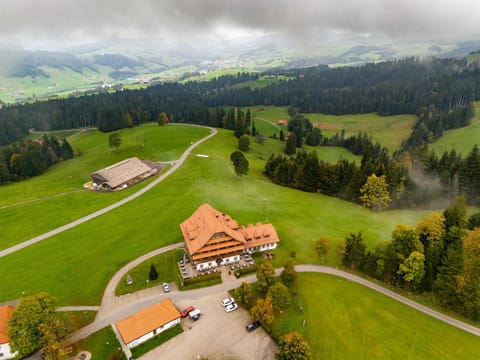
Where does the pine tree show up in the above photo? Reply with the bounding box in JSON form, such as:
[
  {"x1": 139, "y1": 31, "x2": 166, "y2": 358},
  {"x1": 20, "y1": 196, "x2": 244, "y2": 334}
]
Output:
[
  {"x1": 342, "y1": 232, "x2": 367, "y2": 270},
  {"x1": 149, "y1": 264, "x2": 158, "y2": 281},
  {"x1": 284, "y1": 133, "x2": 296, "y2": 155},
  {"x1": 251, "y1": 121, "x2": 257, "y2": 136}
]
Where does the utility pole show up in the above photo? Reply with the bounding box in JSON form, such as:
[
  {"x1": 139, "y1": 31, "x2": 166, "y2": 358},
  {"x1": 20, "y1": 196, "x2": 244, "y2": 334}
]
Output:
[{"x1": 263, "y1": 198, "x2": 266, "y2": 221}]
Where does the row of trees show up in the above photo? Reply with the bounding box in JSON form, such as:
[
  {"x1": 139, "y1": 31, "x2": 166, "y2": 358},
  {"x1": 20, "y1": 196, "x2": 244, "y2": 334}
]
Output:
[
  {"x1": 0, "y1": 135, "x2": 73, "y2": 184},
  {"x1": 400, "y1": 102, "x2": 475, "y2": 151},
  {"x1": 340, "y1": 196, "x2": 480, "y2": 320},
  {"x1": 232, "y1": 258, "x2": 312, "y2": 360},
  {"x1": 265, "y1": 136, "x2": 407, "y2": 207}
]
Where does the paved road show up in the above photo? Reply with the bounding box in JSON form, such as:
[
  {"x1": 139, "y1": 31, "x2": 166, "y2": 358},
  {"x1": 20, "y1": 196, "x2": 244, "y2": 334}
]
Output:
[
  {"x1": 68, "y1": 260, "x2": 480, "y2": 345},
  {"x1": 0, "y1": 125, "x2": 217, "y2": 259},
  {"x1": 96, "y1": 242, "x2": 184, "y2": 319}
]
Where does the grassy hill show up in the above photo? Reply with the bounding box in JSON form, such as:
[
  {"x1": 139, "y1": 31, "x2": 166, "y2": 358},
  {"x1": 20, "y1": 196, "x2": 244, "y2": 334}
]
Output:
[
  {"x1": 1, "y1": 123, "x2": 479, "y2": 358},
  {"x1": 275, "y1": 273, "x2": 480, "y2": 359},
  {"x1": 0, "y1": 124, "x2": 210, "y2": 250},
  {"x1": 0, "y1": 127, "x2": 430, "y2": 305},
  {"x1": 428, "y1": 102, "x2": 480, "y2": 156}
]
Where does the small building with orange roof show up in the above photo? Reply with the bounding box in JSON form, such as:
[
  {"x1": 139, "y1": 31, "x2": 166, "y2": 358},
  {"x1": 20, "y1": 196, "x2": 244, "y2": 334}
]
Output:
[
  {"x1": 115, "y1": 299, "x2": 181, "y2": 349},
  {"x1": 180, "y1": 204, "x2": 280, "y2": 270},
  {"x1": 0, "y1": 305, "x2": 16, "y2": 359},
  {"x1": 277, "y1": 119, "x2": 288, "y2": 125}
]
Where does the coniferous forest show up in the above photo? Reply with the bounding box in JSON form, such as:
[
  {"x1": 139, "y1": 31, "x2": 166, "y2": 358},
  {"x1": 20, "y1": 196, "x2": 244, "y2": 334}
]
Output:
[{"x1": 0, "y1": 135, "x2": 73, "y2": 184}]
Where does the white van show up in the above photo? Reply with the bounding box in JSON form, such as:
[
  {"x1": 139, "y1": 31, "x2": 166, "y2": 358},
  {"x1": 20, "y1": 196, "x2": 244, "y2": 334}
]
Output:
[{"x1": 189, "y1": 309, "x2": 201, "y2": 321}]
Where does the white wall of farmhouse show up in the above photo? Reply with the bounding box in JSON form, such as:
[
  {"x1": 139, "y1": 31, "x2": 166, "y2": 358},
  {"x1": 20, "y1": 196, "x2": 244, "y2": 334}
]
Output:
[
  {"x1": 245, "y1": 242, "x2": 277, "y2": 253},
  {"x1": 195, "y1": 254, "x2": 242, "y2": 270},
  {"x1": 0, "y1": 342, "x2": 16, "y2": 360},
  {"x1": 127, "y1": 318, "x2": 180, "y2": 349}
]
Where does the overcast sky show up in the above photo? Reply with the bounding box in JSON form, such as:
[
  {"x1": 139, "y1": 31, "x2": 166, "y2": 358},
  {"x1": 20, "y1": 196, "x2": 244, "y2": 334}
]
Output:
[{"x1": 1, "y1": 0, "x2": 479, "y2": 50}]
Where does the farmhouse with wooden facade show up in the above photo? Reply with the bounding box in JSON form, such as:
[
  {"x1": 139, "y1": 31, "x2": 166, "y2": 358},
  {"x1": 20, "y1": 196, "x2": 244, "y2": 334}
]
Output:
[
  {"x1": 180, "y1": 204, "x2": 280, "y2": 270},
  {"x1": 89, "y1": 157, "x2": 158, "y2": 191},
  {"x1": 0, "y1": 305, "x2": 16, "y2": 360},
  {"x1": 115, "y1": 299, "x2": 181, "y2": 349}
]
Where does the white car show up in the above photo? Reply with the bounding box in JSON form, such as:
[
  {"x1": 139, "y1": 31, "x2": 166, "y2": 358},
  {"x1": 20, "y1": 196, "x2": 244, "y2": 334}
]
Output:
[
  {"x1": 162, "y1": 282, "x2": 170, "y2": 293},
  {"x1": 221, "y1": 297, "x2": 235, "y2": 307},
  {"x1": 224, "y1": 302, "x2": 238, "y2": 312}
]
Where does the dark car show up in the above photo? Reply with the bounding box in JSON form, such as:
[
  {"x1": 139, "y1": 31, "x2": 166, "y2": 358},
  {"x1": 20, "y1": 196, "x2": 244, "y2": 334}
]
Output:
[{"x1": 246, "y1": 321, "x2": 261, "y2": 332}]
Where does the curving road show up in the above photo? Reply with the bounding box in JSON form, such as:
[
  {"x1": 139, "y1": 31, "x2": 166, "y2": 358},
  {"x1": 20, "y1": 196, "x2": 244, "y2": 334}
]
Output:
[
  {"x1": 0, "y1": 125, "x2": 217, "y2": 259},
  {"x1": 67, "y1": 248, "x2": 480, "y2": 345}
]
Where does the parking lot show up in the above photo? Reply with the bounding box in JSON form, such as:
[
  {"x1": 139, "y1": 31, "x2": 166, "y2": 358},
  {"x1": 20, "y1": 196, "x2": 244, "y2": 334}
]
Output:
[{"x1": 140, "y1": 291, "x2": 278, "y2": 360}]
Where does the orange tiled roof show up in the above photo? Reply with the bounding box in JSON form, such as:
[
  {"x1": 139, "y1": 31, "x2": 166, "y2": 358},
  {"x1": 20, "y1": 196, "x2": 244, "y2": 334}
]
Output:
[
  {"x1": 240, "y1": 223, "x2": 280, "y2": 249},
  {"x1": 180, "y1": 204, "x2": 245, "y2": 256},
  {"x1": 0, "y1": 305, "x2": 14, "y2": 344},
  {"x1": 116, "y1": 299, "x2": 180, "y2": 344},
  {"x1": 180, "y1": 204, "x2": 280, "y2": 260}
]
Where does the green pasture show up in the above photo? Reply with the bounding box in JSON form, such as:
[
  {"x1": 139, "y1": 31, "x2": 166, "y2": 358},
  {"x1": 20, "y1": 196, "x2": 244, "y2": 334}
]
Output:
[
  {"x1": 250, "y1": 106, "x2": 290, "y2": 124},
  {"x1": 274, "y1": 273, "x2": 480, "y2": 360},
  {"x1": 0, "y1": 129, "x2": 431, "y2": 305},
  {"x1": 0, "y1": 124, "x2": 210, "y2": 250},
  {"x1": 116, "y1": 249, "x2": 184, "y2": 296},
  {"x1": 0, "y1": 66, "x2": 112, "y2": 103},
  {"x1": 306, "y1": 112, "x2": 415, "y2": 152},
  {"x1": 231, "y1": 75, "x2": 291, "y2": 90},
  {"x1": 73, "y1": 326, "x2": 125, "y2": 360},
  {"x1": 304, "y1": 146, "x2": 361, "y2": 164},
  {"x1": 429, "y1": 102, "x2": 480, "y2": 156},
  {"x1": 248, "y1": 106, "x2": 414, "y2": 152}
]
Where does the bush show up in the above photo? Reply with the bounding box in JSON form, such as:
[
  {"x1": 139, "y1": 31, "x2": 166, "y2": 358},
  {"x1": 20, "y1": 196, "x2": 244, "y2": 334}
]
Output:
[{"x1": 235, "y1": 264, "x2": 257, "y2": 277}]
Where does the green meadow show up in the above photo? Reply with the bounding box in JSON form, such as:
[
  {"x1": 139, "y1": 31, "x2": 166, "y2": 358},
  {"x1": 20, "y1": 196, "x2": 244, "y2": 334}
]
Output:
[
  {"x1": 429, "y1": 102, "x2": 480, "y2": 156},
  {"x1": 2, "y1": 121, "x2": 479, "y2": 359},
  {"x1": 249, "y1": 106, "x2": 415, "y2": 152},
  {"x1": 73, "y1": 326, "x2": 125, "y2": 360},
  {"x1": 0, "y1": 128, "x2": 430, "y2": 305},
  {"x1": 0, "y1": 124, "x2": 209, "y2": 250},
  {"x1": 274, "y1": 273, "x2": 480, "y2": 360},
  {"x1": 115, "y1": 249, "x2": 184, "y2": 296},
  {"x1": 305, "y1": 112, "x2": 415, "y2": 152}
]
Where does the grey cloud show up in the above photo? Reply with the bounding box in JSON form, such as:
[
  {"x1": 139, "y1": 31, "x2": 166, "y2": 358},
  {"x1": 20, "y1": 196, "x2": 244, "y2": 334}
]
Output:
[{"x1": 1, "y1": 0, "x2": 479, "y2": 47}]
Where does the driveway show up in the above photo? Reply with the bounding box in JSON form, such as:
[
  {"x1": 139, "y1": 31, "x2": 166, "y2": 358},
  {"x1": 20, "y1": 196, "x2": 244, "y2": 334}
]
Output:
[{"x1": 140, "y1": 291, "x2": 278, "y2": 360}]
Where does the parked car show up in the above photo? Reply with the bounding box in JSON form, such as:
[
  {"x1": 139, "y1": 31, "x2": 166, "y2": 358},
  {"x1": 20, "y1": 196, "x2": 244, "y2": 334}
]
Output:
[
  {"x1": 224, "y1": 302, "x2": 238, "y2": 312},
  {"x1": 246, "y1": 321, "x2": 261, "y2": 332},
  {"x1": 180, "y1": 306, "x2": 195, "y2": 318},
  {"x1": 221, "y1": 297, "x2": 235, "y2": 307},
  {"x1": 162, "y1": 282, "x2": 170, "y2": 292},
  {"x1": 189, "y1": 309, "x2": 201, "y2": 321}
]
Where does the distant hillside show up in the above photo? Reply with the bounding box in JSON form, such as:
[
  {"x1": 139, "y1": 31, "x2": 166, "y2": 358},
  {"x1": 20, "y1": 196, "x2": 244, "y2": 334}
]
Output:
[
  {"x1": 0, "y1": 49, "x2": 166, "y2": 103},
  {"x1": 1, "y1": 37, "x2": 480, "y2": 104}
]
